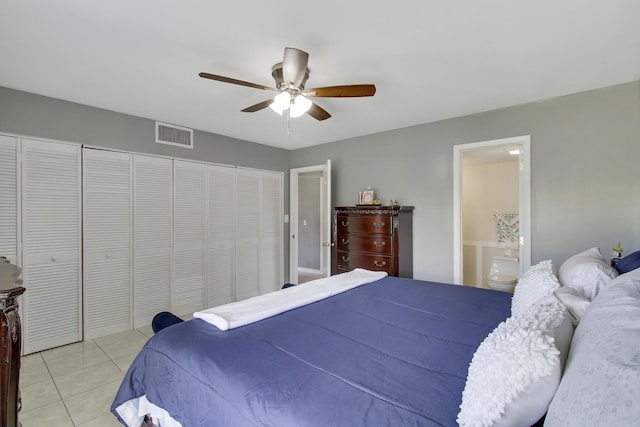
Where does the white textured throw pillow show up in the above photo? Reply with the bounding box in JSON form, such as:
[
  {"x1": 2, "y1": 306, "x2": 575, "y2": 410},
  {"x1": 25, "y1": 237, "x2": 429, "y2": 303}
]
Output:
[
  {"x1": 557, "y1": 247, "x2": 618, "y2": 300},
  {"x1": 511, "y1": 260, "x2": 560, "y2": 317},
  {"x1": 458, "y1": 301, "x2": 573, "y2": 427}
]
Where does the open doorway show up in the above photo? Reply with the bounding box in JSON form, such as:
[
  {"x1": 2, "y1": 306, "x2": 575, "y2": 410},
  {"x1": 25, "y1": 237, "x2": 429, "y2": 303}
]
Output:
[
  {"x1": 289, "y1": 160, "x2": 332, "y2": 284},
  {"x1": 453, "y1": 136, "x2": 531, "y2": 286}
]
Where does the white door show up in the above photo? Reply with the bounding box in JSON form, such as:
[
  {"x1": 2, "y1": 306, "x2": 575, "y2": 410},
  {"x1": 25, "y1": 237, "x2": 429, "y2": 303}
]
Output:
[
  {"x1": 289, "y1": 160, "x2": 332, "y2": 283},
  {"x1": 83, "y1": 148, "x2": 132, "y2": 339},
  {"x1": 235, "y1": 169, "x2": 260, "y2": 300},
  {"x1": 22, "y1": 138, "x2": 82, "y2": 354},
  {"x1": 133, "y1": 154, "x2": 173, "y2": 328},
  {"x1": 173, "y1": 160, "x2": 207, "y2": 315},
  {"x1": 259, "y1": 171, "x2": 283, "y2": 294},
  {"x1": 234, "y1": 168, "x2": 284, "y2": 300},
  {"x1": 207, "y1": 164, "x2": 236, "y2": 307},
  {"x1": 0, "y1": 135, "x2": 19, "y2": 266}
]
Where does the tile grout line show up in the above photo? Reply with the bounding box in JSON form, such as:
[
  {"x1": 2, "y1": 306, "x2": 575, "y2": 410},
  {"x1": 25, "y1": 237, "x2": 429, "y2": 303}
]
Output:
[
  {"x1": 48, "y1": 339, "x2": 103, "y2": 426},
  {"x1": 21, "y1": 327, "x2": 153, "y2": 426}
]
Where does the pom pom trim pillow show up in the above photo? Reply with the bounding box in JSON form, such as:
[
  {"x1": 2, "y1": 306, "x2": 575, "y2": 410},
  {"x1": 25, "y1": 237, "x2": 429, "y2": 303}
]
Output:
[
  {"x1": 457, "y1": 301, "x2": 573, "y2": 427},
  {"x1": 511, "y1": 260, "x2": 560, "y2": 317},
  {"x1": 557, "y1": 247, "x2": 618, "y2": 300}
]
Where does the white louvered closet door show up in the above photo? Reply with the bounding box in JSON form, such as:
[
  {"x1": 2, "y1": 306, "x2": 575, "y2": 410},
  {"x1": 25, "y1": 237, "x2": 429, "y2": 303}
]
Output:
[
  {"x1": 0, "y1": 135, "x2": 19, "y2": 266},
  {"x1": 83, "y1": 149, "x2": 132, "y2": 339},
  {"x1": 173, "y1": 160, "x2": 207, "y2": 315},
  {"x1": 207, "y1": 165, "x2": 235, "y2": 307},
  {"x1": 235, "y1": 169, "x2": 260, "y2": 301},
  {"x1": 21, "y1": 139, "x2": 82, "y2": 354},
  {"x1": 259, "y1": 172, "x2": 284, "y2": 294},
  {"x1": 133, "y1": 155, "x2": 173, "y2": 328}
]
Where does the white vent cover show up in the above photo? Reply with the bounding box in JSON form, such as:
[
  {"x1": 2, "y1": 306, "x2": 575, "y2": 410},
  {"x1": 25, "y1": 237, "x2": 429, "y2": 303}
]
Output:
[{"x1": 155, "y1": 122, "x2": 193, "y2": 149}]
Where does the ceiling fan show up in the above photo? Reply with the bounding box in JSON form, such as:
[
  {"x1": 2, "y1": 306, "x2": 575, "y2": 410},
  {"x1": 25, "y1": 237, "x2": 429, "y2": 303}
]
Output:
[{"x1": 199, "y1": 47, "x2": 376, "y2": 121}]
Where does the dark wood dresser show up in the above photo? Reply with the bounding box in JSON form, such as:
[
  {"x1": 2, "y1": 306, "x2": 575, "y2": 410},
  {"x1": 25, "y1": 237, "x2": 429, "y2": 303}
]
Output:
[
  {"x1": 333, "y1": 205, "x2": 414, "y2": 278},
  {"x1": 1, "y1": 258, "x2": 24, "y2": 427}
]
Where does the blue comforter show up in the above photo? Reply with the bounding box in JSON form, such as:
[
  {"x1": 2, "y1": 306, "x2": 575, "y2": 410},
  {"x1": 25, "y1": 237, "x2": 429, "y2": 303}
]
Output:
[{"x1": 112, "y1": 276, "x2": 511, "y2": 426}]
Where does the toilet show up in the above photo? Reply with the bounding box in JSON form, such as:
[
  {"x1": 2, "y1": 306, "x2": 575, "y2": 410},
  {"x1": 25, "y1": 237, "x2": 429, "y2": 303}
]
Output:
[{"x1": 487, "y1": 255, "x2": 519, "y2": 292}]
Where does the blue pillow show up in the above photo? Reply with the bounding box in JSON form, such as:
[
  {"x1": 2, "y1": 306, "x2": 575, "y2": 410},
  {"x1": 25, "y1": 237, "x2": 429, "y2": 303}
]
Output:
[{"x1": 615, "y1": 250, "x2": 640, "y2": 274}]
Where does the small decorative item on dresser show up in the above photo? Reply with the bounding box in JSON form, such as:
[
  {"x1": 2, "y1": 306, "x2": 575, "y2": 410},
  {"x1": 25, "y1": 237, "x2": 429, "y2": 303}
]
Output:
[
  {"x1": 360, "y1": 187, "x2": 375, "y2": 205},
  {"x1": 611, "y1": 242, "x2": 624, "y2": 267}
]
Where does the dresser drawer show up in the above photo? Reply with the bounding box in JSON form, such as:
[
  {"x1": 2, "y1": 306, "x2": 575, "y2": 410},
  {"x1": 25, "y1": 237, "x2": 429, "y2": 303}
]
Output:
[
  {"x1": 336, "y1": 233, "x2": 392, "y2": 254},
  {"x1": 336, "y1": 215, "x2": 392, "y2": 235},
  {"x1": 336, "y1": 251, "x2": 395, "y2": 274}
]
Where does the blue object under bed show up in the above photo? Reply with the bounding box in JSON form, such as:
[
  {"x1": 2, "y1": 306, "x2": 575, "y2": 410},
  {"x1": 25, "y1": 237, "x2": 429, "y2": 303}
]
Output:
[{"x1": 112, "y1": 276, "x2": 511, "y2": 427}]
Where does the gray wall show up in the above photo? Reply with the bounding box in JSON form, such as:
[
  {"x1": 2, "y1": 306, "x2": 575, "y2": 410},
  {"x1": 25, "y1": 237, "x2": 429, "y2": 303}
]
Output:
[
  {"x1": 0, "y1": 85, "x2": 292, "y2": 279},
  {"x1": 4, "y1": 82, "x2": 639, "y2": 284},
  {"x1": 0, "y1": 86, "x2": 289, "y2": 171},
  {"x1": 290, "y1": 81, "x2": 640, "y2": 282}
]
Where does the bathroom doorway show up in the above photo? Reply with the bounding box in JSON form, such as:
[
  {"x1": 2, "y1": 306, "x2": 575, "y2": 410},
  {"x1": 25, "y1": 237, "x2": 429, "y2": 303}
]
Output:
[{"x1": 453, "y1": 136, "x2": 531, "y2": 286}]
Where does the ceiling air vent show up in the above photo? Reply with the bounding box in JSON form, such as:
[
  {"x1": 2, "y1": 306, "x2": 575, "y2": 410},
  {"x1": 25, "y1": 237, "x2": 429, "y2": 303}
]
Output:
[{"x1": 155, "y1": 121, "x2": 193, "y2": 149}]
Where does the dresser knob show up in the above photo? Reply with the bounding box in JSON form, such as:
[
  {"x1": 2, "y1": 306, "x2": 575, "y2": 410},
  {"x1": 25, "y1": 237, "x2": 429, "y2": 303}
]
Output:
[
  {"x1": 341, "y1": 221, "x2": 349, "y2": 227},
  {"x1": 341, "y1": 238, "x2": 350, "y2": 244},
  {"x1": 373, "y1": 222, "x2": 385, "y2": 228},
  {"x1": 373, "y1": 241, "x2": 385, "y2": 248},
  {"x1": 373, "y1": 260, "x2": 387, "y2": 267},
  {"x1": 342, "y1": 256, "x2": 350, "y2": 262}
]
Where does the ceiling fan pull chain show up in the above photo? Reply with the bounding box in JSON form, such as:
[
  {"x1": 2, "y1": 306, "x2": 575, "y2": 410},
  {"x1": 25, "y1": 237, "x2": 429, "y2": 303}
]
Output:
[{"x1": 286, "y1": 108, "x2": 292, "y2": 135}]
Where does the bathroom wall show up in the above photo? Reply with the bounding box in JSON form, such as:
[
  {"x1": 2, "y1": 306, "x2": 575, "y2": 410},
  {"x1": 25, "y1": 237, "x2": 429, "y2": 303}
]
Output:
[{"x1": 462, "y1": 159, "x2": 519, "y2": 287}]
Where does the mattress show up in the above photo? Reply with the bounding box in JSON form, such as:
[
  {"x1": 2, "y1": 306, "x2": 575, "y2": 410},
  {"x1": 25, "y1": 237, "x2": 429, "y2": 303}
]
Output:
[{"x1": 112, "y1": 276, "x2": 512, "y2": 426}]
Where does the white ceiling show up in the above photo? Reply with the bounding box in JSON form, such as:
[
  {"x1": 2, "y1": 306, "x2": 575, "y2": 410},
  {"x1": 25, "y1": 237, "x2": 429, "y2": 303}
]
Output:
[{"x1": 1, "y1": 1, "x2": 639, "y2": 150}]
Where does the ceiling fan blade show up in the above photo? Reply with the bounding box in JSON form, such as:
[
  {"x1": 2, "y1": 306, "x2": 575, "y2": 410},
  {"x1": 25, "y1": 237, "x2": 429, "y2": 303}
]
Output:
[
  {"x1": 307, "y1": 102, "x2": 331, "y2": 121},
  {"x1": 305, "y1": 84, "x2": 376, "y2": 97},
  {"x1": 241, "y1": 99, "x2": 274, "y2": 113},
  {"x1": 282, "y1": 47, "x2": 309, "y2": 87},
  {"x1": 199, "y1": 72, "x2": 276, "y2": 91}
]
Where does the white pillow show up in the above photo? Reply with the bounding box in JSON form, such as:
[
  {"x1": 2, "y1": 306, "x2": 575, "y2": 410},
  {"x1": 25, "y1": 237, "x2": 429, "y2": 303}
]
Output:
[
  {"x1": 557, "y1": 247, "x2": 618, "y2": 300},
  {"x1": 511, "y1": 260, "x2": 560, "y2": 317},
  {"x1": 552, "y1": 286, "x2": 591, "y2": 326},
  {"x1": 457, "y1": 301, "x2": 573, "y2": 427},
  {"x1": 545, "y1": 268, "x2": 640, "y2": 426}
]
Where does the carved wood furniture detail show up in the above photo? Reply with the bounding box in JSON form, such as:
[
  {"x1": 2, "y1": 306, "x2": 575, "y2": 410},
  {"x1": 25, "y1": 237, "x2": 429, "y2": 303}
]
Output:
[
  {"x1": 1, "y1": 258, "x2": 24, "y2": 427},
  {"x1": 334, "y1": 206, "x2": 414, "y2": 278}
]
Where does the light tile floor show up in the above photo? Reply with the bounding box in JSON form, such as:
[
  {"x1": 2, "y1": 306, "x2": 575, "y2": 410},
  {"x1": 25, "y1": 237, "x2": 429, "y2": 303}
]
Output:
[{"x1": 19, "y1": 317, "x2": 190, "y2": 427}]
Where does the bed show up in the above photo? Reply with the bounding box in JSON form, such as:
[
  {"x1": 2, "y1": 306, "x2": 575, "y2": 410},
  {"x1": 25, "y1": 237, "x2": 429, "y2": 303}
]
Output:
[{"x1": 112, "y1": 248, "x2": 640, "y2": 427}]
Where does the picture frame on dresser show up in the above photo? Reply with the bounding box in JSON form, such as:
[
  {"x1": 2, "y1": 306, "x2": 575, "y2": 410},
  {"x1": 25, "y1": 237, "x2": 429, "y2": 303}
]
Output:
[
  {"x1": 360, "y1": 190, "x2": 374, "y2": 205},
  {"x1": 333, "y1": 205, "x2": 414, "y2": 278}
]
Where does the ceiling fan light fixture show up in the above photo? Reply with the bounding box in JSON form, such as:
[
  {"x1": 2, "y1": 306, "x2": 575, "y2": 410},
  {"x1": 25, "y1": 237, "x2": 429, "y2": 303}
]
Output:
[
  {"x1": 269, "y1": 91, "x2": 291, "y2": 115},
  {"x1": 289, "y1": 94, "x2": 312, "y2": 118}
]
